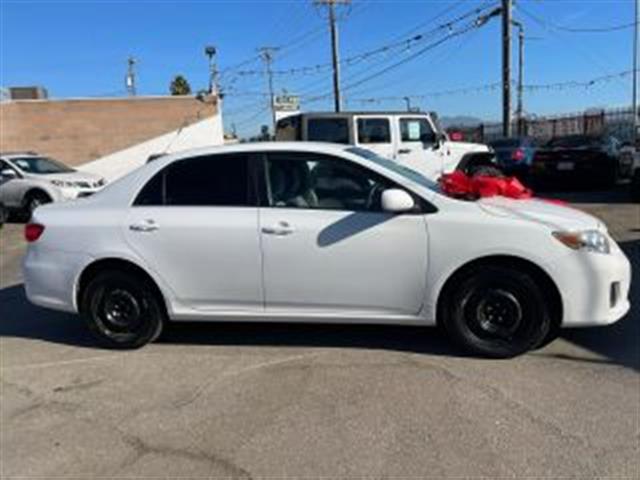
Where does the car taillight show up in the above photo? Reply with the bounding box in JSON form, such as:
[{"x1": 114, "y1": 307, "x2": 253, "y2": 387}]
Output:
[
  {"x1": 25, "y1": 223, "x2": 45, "y2": 242},
  {"x1": 511, "y1": 148, "x2": 525, "y2": 162}
]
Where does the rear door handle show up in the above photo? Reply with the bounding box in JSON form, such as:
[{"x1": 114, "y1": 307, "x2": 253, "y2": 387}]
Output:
[
  {"x1": 398, "y1": 148, "x2": 412, "y2": 154},
  {"x1": 129, "y1": 220, "x2": 158, "y2": 232},
  {"x1": 261, "y1": 221, "x2": 294, "y2": 236}
]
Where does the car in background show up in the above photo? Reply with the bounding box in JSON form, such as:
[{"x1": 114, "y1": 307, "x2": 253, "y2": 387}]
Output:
[
  {"x1": 275, "y1": 111, "x2": 496, "y2": 180},
  {"x1": 23, "y1": 142, "x2": 630, "y2": 358},
  {"x1": 0, "y1": 152, "x2": 107, "y2": 219},
  {"x1": 489, "y1": 137, "x2": 538, "y2": 180},
  {"x1": 531, "y1": 135, "x2": 625, "y2": 188}
]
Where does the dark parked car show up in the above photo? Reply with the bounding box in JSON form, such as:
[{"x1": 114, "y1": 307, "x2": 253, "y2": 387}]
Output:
[
  {"x1": 0, "y1": 201, "x2": 7, "y2": 227},
  {"x1": 489, "y1": 137, "x2": 538, "y2": 179},
  {"x1": 531, "y1": 135, "x2": 623, "y2": 187}
]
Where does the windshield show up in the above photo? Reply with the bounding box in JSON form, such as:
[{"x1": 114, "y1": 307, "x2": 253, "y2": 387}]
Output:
[
  {"x1": 346, "y1": 147, "x2": 438, "y2": 191},
  {"x1": 11, "y1": 156, "x2": 75, "y2": 174}
]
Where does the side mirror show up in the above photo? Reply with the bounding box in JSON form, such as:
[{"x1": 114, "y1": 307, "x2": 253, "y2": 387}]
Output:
[
  {"x1": 0, "y1": 169, "x2": 17, "y2": 180},
  {"x1": 381, "y1": 189, "x2": 415, "y2": 213}
]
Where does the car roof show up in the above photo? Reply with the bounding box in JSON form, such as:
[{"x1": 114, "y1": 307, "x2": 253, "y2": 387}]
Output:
[{"x1": 161, "y1": 141, "x2": 357, "y2": 160}]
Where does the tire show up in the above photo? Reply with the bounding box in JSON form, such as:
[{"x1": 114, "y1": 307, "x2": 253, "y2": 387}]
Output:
[
  {"x1": 23, "y1": 191, "x2": 52, "y2": 220},
  {"x1": 468, "y1": 164, "x2": 504, "y2": 178},
  {"x1": 630, "y1": 170, "x2": 640, "y2": 203},
  {"x1": 81, "y1": 270, "x2": 165, "y2": 349},
  {"x1": 0, "y1": 203, "x2": 7, "y2": 227},
  {"x1": 440, "y1": 265, "x2": 551, "y2": 358}
]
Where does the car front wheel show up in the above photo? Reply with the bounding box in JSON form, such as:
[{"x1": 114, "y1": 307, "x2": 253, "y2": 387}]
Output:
[
  {"x1": 81, "y1": 271, "x2": 165, "y2": 349},
  {"x1": 440, "y1": 265, "x2": 551, "y2": 358}
]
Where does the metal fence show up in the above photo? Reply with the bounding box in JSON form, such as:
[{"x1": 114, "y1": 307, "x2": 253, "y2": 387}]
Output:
[{"x1": 451, "y1": 108, "x2": 636, "y2": 144}]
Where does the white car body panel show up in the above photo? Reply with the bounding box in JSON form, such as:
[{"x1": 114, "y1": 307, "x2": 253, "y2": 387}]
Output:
[{"x1": 23, "y1": 142, "x2": 631, "y2": 331}]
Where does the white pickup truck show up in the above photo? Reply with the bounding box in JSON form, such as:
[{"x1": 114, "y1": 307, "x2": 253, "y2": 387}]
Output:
[{"x1": 275, "y1": 111, "x2": 494, "y2": 180}]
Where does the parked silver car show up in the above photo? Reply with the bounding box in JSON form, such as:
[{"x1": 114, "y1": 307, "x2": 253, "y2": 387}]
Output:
[{"x1": 0, "y1": 152, "x2": 106, "y2": 218}]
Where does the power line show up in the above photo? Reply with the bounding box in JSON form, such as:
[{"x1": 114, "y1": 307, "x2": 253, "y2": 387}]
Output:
[{"x1": 516, "y1": 6, "x2": 636, "y2": 33}]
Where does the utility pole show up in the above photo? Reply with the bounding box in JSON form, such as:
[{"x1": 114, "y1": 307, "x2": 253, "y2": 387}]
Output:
[
  {"x1": 633, "y1": 0, "x2": 639, "y2": 138},
  {"x1": 125, "y1": 56, "x2": 136, "y2": 96},
  {"x1": 204, "y1": 45, "x2": 219, "y2": 95},
  {"x1": 501, "y1": 0, "x2": 512, "y2": 137},
  {"x1": 259, "y1": 47, "x2": 279, "y2": 136},
  {"x1": 512, "y1": 20, "x2": 524, "y2": 136},
  {"x1": 315, "y1": 0, "x2": 350, "y2": 112}
]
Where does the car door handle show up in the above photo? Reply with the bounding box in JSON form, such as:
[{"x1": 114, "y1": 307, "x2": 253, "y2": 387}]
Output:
[
  {"x1": 398, "y1": 148, "x2": 412, "y2": 154},
  {"x1": 129, "y1": 221, "x2": 158, "y2": 232},
  {"x1": 262, "y1": 222, "x2": 294, "y2": 236}
]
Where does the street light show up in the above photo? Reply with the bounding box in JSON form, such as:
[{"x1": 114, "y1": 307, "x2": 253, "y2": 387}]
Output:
[{"x1": 204, "y1": 45, "x2": 217, "y2": 94}]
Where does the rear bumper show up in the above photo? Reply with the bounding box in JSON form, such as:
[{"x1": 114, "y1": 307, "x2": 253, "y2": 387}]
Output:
[
  {"x1": 23, "y1": 247, "x2": 91, "y2": 313},
  {"x1": 551, "y1": 239, "x2": 632, "y2": 327}
]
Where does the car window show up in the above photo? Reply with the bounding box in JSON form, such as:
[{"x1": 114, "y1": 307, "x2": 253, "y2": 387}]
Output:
[
  {"x1": 357, "y1": 118, "x2": 391, "y2": 144},
  {"x1": 264, "y1": 152, "x2": 394, "y2": 212},
  {"x1": 307, "y1": 118, "x2": 350, "y2": 144},
  {"x1": 400, "y1": 118, "x2": 435, "y2": 143},
  {"x1": 134, "y1": 154, "x2": 251, "y2": 207}
]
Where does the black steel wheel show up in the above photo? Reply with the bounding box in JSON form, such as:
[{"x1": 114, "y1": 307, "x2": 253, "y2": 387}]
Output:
[
  {"x1": 81, "y1": 270, "x2": 165, "y2": 349},
  {"x1": 441, "y1": 265, "x2": 551, "y2": 358}
]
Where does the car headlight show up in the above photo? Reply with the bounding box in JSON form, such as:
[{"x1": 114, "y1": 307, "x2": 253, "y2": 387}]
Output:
[{"x1": 553, "y1": 230, "x2": 610, "y2": 254}]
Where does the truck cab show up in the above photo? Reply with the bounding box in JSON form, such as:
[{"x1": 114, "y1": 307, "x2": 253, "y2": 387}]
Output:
[{"x1": 275, "y1": 111, "x2": 492, "y2": 180}]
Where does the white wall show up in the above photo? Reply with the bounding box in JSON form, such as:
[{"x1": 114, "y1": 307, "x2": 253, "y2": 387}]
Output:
[{"x1": 79, "y1": 114, "x2": 224, "y2": 181}]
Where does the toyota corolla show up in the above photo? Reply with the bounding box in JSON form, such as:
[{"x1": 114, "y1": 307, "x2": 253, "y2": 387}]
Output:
[{"x1": 23, "y1": 143, "x2": 631, "y2": 357}]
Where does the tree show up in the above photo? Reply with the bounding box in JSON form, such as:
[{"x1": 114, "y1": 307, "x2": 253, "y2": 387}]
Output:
[{"x1": 170, "y1": 75, "x2": 192, "y2": 96}]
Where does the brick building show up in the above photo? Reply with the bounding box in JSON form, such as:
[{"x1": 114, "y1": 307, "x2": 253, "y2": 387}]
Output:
[{"x1": 0, "y1": 95, "x2": 224, "y2": 178}]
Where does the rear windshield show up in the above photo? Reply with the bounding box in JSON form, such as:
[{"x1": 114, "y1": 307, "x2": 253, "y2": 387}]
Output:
[{"x1": 546, "y1": 136, "x2": 601, "y2": 148}]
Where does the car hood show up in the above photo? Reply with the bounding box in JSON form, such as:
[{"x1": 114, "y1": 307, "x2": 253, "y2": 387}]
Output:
[
  {"x1": 477, "y1": 196, "x2": 603, "y2": 231},
  {"x1": 26, "y1": 171, "x2": 105, "y2": 184}
]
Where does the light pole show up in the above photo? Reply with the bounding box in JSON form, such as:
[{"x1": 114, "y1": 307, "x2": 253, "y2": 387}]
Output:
[
  {"x1": 204, "y1": 45, "x2": 218, "y2": 95},
  {"x1": 633, "y1": 0, "x2": 639, "y2": 138},
  {"x1": 511, "y1": 20, "x2": 524, "y2": 136}
]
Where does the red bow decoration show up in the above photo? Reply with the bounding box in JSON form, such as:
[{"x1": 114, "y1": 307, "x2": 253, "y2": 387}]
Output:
[{"x1": 440, "y1": 171, "x2": 534, "y2": 200}]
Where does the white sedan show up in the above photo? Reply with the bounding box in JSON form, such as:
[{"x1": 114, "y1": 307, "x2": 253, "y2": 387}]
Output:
[{"x1": 23, "y1": 142, "x2": 631, "y2": 357}]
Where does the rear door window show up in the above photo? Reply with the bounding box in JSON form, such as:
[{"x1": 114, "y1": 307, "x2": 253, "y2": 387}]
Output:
[
  {"x1": 134, "y1": 154, "x2": 253, "y2": 206},
  {"x1": 357, "y1": 118, "x2": 391, "y2": 144},
  {"x1": 307, "y1": 118, "x2": 350, "y2": 144}
]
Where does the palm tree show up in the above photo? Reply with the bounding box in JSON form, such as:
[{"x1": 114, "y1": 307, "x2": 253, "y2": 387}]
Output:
[{"x1": 170, "y1": 75, "x2": 192, "y2": 96}]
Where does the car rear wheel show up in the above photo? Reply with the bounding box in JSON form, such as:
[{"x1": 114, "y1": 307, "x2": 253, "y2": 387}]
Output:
[
  {"x1": 440, "y1": 265, "x2": 551, "y2": 358},
  {"x1": 81, "y1": 270, "x2": 165, "y2": 349}
]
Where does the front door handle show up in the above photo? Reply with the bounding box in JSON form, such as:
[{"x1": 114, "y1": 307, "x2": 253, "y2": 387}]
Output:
[
  {"x1": 398, "y1": 148, "x2": 412, "y2": 154},
  {"x1": 262, "y1": 221, "x2": 294, "y2": 236},
  {"x1": 129, "y1": 220, "x2": 158, "y2": 232}
]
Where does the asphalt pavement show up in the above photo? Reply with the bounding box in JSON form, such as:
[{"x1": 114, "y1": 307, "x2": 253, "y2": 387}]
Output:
[{"x1": 1, "y1": 188, "x2": 638, "y2": 479}]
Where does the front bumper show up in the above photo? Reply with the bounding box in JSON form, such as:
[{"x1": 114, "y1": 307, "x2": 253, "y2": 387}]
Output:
[{"x1": 551, "y1": 238, "x2": 632, "y2": 327}]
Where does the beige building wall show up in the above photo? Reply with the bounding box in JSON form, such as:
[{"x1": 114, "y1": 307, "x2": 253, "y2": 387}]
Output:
[{"x1": 0, "y1": 96, "x2": 219, "y2": 166}]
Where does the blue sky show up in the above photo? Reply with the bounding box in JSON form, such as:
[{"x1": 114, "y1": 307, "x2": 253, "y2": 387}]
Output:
[{"x1": 0, "y1": 0, "x2": 635, "y2": 137}]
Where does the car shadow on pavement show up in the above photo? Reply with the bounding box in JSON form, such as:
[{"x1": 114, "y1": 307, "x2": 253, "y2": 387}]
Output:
[
  {"x1": 0, "y1": 283, "x2": 462, "y2": 358},
  {"x1": 555, "y1": 239, "x2": 639, "y2": 372},
  {"x1": 540, "y1": 184, "x2": 631, "y2": 204}
]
